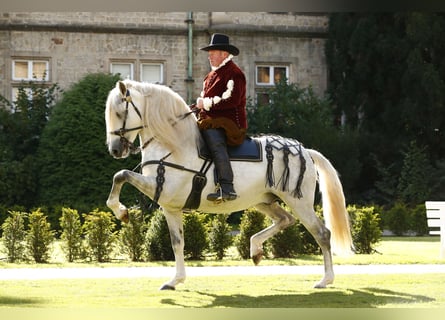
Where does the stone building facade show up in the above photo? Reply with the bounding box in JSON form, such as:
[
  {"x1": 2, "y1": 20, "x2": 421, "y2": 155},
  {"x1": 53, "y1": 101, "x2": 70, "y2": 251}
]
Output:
[{"x1": 0, "y1": 12, "x2": 328, "y2": 108}]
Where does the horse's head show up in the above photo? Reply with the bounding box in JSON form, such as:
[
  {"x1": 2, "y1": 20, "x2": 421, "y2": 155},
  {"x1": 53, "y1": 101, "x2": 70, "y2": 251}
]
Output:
[{"x1": 105, "y1": 80, "x2": 145, "y2": 159}]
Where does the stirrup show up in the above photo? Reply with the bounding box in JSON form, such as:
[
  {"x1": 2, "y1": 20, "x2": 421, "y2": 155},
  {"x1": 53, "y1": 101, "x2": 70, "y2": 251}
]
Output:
[{"x1": 207, "y1": 185, "x2": 237, "y2": 202}]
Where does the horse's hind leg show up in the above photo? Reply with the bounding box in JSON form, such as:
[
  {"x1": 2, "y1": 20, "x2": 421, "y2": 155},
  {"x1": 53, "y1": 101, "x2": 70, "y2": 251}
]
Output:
[
  {"x1": 292, "y1": 203, "x2": 334, "y2": 288},
  {"x1": 250, "y1": 201, "x2": 296, "y2": 265},
  {"x1": 159, "y1": 210, "x2": 186, "y2": 290}
]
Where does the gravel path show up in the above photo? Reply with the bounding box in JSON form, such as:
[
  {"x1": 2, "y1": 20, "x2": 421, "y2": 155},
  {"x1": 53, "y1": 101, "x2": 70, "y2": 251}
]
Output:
[{"x1": 0, "y1": 264, "x2": 444, "y2": 281}]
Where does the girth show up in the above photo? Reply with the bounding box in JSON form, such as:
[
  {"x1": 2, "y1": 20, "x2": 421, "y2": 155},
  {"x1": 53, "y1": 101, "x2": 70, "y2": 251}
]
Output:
[{"x1": 141, "y1": 155, "x2": 212, "y2": 211}]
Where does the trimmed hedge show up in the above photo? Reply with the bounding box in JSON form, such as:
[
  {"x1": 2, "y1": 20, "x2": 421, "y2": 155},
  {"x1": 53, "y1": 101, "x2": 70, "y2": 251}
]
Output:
[{"x1": 0, "y1": 202, "x2": 428, "y2": 263}]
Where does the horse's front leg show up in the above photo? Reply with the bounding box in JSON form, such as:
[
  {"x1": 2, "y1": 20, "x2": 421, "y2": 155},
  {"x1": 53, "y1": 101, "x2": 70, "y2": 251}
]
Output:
[
  {"x1": 106, "y1": 169, "x2": 131, "y2": 222},
  {"x1": 159, "y1": 210, "x2": 186, "y2": 290},
  {"x1": 107, "y1": 169, "x2": 153, "y2": 223}
]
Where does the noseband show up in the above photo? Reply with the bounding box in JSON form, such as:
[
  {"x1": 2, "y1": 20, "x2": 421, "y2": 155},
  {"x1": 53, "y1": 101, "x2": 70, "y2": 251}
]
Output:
[{"x1": 110, "y1": 89, "x2": 144, "y2": 154}]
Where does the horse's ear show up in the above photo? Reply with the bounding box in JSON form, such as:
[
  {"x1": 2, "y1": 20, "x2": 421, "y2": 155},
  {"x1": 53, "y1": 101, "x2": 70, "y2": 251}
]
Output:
[{"x1": 118, "y1": 81, "x2": 127, "y2": 96}]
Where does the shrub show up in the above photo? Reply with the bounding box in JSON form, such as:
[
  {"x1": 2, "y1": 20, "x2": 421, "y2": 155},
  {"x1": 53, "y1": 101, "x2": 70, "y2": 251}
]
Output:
[
  {"x1": 396, "y1": 141, "x2": 433, "y2": 205},
  {"x1": 83, "y1": 209, "x2": 116, "y2": 262},
  {"x1": 183, "y1": 211, "x2": 208, "y2": 260},
  {"x1": 0, "y1": 210, "x2": 27, "y2": 262},
  {"x1": 26, "y1": 208, "x2": 55, "y2": 263},
  {"x1": 298, "y1": 206, "x2": 323, "y2": 255},
  {"x1": 0, "y1": 205, "x2": 27, "y2": 237},
  {"x1": 385, "y1": 202, "x2": 410, "y2": 236},
  {"x1": 59, "y1": 207, "x2": 83, "y2": 262},
  {"x1": 235, "y1": 207, "x2": 268, "y2": 259},
  {"x1": 208, "y1": 214, "x2": 232, "y2": 260},
  {"x1": 409, "y1": 203, "x2": 428, "y2": 236},
  {"x1": 266, "y1": 203, "x2": 302, "y2": 258},
  {"x1": 145, "y1": 209, "x2": 174, "y2": 261},
  {"x1": 118, "y1": 208, "x2": 147, "y2": 262},
  {"x1": 269, "y1": 221, "x2": 301, "y2": 258},
  {"x1": 348, "y1": 205, "x2": 382, "y2": 254}
]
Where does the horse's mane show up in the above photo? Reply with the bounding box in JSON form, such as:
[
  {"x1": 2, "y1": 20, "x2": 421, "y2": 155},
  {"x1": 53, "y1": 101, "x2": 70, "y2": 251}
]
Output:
[{"x1": 121, "y1": 80, "x2": 200, "y2": 153}]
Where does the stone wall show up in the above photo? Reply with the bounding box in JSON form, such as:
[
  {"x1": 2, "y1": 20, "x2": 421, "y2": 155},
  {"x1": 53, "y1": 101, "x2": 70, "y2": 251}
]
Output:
[{"x1": 0, "y1": 12, "x2": 328, "y2": 106}]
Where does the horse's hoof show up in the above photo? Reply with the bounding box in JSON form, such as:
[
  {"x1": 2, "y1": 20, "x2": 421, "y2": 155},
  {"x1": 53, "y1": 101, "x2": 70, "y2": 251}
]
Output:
[
  {"x1": 159, "y1": 284, "x2": 175, "y2": 291},
  {"x1": 120, "y1": 212, "x2": 129, "y2": 223},
  {"x1": 252, "y1": 253, "x2": 263, "y2": 265},
  {"x1": 313, "y1": 279, "x2": 332, "y2": 288}
]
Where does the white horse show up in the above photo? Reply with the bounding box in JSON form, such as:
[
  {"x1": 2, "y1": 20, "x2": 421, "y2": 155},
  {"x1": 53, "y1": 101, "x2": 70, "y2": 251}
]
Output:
[{"x1": 105, "y1": 79, "x2": 353, "y2": 290}]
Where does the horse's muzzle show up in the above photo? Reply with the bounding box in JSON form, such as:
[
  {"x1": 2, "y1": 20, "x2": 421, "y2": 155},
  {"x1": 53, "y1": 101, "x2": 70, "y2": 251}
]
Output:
[{"x1": 108, "y1": 138, "x2": 129, "y2": 159}]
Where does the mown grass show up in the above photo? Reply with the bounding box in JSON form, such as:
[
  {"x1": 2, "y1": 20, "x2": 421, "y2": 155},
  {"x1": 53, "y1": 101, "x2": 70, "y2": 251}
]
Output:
[
  {"x1": 0, "y1": 273, "x2": 444, "y2": 308},
  {"x1": 0, "y1": 237, "x2": 444, "y2": 309},
  {"x1": 0, "y1": 236, "x2": 442, "y2": 268}
]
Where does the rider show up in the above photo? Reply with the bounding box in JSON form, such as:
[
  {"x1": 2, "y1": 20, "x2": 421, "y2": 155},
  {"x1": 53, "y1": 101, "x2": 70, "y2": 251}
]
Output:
[{"x1": 195, "y1": 33, "x2": 247, "y2": 202}]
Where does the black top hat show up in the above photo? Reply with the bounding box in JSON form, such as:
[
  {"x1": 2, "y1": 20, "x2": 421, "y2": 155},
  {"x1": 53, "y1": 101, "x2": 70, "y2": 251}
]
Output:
[{"x1": 200, "y1": 33, "x2": 239, "y2": 56}]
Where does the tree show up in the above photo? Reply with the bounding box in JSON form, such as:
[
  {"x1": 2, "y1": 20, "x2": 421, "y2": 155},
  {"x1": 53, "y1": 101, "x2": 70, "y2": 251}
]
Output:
[
  {"x1": 0, "y1": 80, "x2": 61, "y2": 207},
  {"x1": 326, "y1": 13, "x2": 445, "y2": 205},
  {"x1": 248, "y1": 79, "x2": 333, "y2": 141},
  {"x1": 247, "y1": 79, "x2": 361, "y2": 201},
  {"x1": 36, "y1": 73, "x2": 141, "y2": 212}
]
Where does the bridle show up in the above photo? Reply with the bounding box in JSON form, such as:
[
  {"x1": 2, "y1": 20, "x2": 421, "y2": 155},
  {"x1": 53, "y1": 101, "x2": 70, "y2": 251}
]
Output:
[
  {"x1": 110, "y1": 88, "x2": 197, "y2": 155},
  {"x1": 110, "y1": 89, "x2": 145, "y2": 154}
]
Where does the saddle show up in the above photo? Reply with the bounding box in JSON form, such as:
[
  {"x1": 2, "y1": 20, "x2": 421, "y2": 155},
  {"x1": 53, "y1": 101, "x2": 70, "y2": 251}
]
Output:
[
  {"x1": 198, "y1": 136, "x2": 263, "y2": 162},
  {"x1": 182, "y1": 137, "x2": 263, "y2": 211}
]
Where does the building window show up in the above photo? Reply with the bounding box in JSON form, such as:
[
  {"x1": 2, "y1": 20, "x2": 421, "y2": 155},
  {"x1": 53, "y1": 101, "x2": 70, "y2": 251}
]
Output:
[
  {"x1": 141, "y1": 63, "x2": 163, "y2": 83},
  {"x1": 111, "y1": 62, "x2": 134, "y2": 80},
  {"x1": 110, "y1": 60, "x2": 164, "y2": 84},
  {"x1": 255, "y1": 64, "x2": 289, "y2": 105},
  {"x1": 10, "y1": 59, "x2": 51, "y2": 107},
  {"x1": 12, "y1": 59, "x2": 49, "y2": 81},
  {"x1": 256, "y1": 65, "x2": 289, "y2": 86}
]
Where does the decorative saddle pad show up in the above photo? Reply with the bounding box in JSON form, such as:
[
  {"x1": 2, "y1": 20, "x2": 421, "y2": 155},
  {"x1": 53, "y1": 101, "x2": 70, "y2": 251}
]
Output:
[{"x1": 198, "y1": 136, "x2": 263, "y2": 162}]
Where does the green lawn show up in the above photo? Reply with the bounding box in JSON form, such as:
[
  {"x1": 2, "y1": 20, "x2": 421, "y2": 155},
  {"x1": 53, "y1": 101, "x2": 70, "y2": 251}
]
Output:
[
  {"x1": 0, "y1": 237, "x2": 444, "y2": 309},
  {"x1": 0, "y1": 236, "x2": 443, "y2": 268},
  {"x1": 0, "y1": 273, "x2": 444, "y2": 308}
]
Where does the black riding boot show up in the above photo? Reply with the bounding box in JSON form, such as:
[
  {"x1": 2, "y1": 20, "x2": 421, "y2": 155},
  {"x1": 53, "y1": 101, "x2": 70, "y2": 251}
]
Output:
[{"x1": 202, "y1": 128, "x2": 237, "y2": 202}]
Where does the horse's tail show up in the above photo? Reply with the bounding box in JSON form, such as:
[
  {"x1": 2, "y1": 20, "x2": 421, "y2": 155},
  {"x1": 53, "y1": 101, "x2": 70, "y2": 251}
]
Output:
[{"x1": 307, "y1": 149, "x2": 354, "y2": 256}]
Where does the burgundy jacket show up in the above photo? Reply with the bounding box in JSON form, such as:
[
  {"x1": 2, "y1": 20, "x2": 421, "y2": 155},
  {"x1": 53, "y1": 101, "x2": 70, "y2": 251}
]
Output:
[{"x1": 198, "y1": 59, "x2": 247, "y2": 130}]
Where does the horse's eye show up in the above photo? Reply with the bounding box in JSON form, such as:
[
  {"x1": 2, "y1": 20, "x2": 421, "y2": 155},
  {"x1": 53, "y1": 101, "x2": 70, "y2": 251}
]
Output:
[{"x1": 116, "y1": 112, "x2": 122, "y2": 119}]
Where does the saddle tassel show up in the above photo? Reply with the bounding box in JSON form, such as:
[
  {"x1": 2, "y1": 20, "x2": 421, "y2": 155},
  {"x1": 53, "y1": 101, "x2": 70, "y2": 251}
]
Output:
[
  {"x1": 265, "y1": 142, "x2": 275, "y2": 187},
  {"x1": 292, "y1": 144, "x2": 306, "y2": 199},
  {"x1": 280, "y1": 146, "x2": 290, "y2": 192}
]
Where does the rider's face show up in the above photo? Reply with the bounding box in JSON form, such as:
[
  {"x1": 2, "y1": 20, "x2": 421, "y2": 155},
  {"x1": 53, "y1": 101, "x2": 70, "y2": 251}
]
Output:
[{"x1": 208, "y1": 50, "x2": 229, "y2": 68}]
